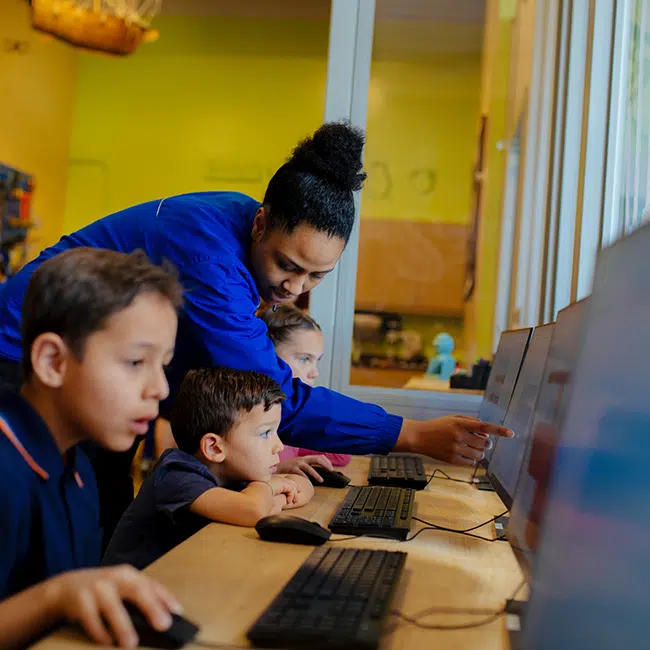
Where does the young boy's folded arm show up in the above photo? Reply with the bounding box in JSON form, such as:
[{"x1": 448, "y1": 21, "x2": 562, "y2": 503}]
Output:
[
  {"x1": 188, "y1": 482, "x2": 281, "y2": 526},
  {"x1": 276, "y1": 474, "x2": 315, "y2": 509}
]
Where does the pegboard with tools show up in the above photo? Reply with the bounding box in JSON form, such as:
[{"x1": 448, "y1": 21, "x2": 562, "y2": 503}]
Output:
[{"x1": 0, "y1": 164, "x2": 35, "y2": 278}]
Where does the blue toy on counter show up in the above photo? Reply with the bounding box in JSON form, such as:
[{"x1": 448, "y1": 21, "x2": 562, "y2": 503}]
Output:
[{"x1": 426, "y1": 332, "x2": 457, "y2": 380}]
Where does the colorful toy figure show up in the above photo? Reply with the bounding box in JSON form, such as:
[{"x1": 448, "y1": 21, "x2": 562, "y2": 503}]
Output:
[{"x1": 426, "y1": 332, "x2": 456, "y2": 380}]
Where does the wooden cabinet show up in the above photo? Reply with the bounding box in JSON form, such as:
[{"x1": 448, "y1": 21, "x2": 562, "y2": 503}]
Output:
[{"x1": 354, "y1": 219, "x2": 468, "y2": 316}]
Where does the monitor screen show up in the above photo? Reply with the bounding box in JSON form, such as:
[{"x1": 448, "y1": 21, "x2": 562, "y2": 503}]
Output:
[
  {"x1": 479, "y1": 328, "x2": 532, "y2": 426},
  {"x1": 506, "y1": 300, "x2": 586, "y2": 578},
  {"x1": 479, "y1": 328, "x2": 532, "y2": 464},
  {"x1": 520, "y1": 224, "x2": 650, "y2": 650},
  {"x1": 486, "y1": 323, "x2": 555, "y2": 509}
]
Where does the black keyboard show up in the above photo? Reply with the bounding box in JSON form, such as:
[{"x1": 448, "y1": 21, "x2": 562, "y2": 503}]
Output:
[
  {"x1": 328, "y1": 485, "x2": 414, "y2": 540},
  {"x1": 368, "y1": 454, "x2": 429, "y2": 490},
  {"x1": 247, "y1": 546, "x2": 407, "y2": 650}
]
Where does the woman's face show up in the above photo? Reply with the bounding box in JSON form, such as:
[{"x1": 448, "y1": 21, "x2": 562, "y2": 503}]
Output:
[
  {"x1": 275, "y1": 328, "x2": 324, "y2": 386},
  {"x1": 249, "y1": 208, "x2": 345, "y2": 304}
]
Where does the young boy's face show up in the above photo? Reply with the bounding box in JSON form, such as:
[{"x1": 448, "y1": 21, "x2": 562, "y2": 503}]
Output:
[
  {"x1": 60, "y1": 293, "x2": 178, "y2": 452},
  {"x1": 219, "y1": 403, "x2": 284, "y2": 483}
]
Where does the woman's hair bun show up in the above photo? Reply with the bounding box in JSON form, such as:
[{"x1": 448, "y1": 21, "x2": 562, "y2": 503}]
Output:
[{"x1": 287, "y1": 121, "x2": 366, "y2": 192}]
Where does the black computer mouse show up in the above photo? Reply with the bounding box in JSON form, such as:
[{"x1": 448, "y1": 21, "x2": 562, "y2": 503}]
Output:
[
  {"x1": 256, "y1": 515, "x2": 332, "y2": 545},
  {"x1": 124, "y1": 603, "x2": 200, "y2": 649},
  {"x1": 308, "y1": 466, "x2": 352, "y2": 488}
]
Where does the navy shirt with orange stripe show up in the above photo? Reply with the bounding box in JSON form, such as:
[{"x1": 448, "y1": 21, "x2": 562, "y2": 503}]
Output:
[{"x1": 0, "y1": 393, "x2": 101, "y2": 600}]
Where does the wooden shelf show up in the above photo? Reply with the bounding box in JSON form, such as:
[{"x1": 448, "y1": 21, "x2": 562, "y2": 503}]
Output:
[{"x1": 355, "y1": 219, "x2": 468, "y2": 316}]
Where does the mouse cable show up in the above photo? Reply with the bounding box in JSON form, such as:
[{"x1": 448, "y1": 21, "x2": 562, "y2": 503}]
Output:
[
  {"x1": 326, "y1": 511, "x2": 509, "y2": 544},
  {"x1": 470, "y1": 462, "x2": 482, "y2": 481},
  {"x1": 328, "y1": 533, "x2": 401, "y2": 543},
  {"x1": 329, "y1": 527, "x2": 506, "y2": 545},
  {"x1": 405, "y1": 525, "x2": 506, "y2": 543},
  {"x1": 392, "y1": 579, "x2": 526, "y2": 630},
  {"x1": 194, "y1": 642, "x2": 250, "y2": 649},
  {"x1": 426, "y1": 468, "x2": 473, "y2": 485},
  {"x1": 413, "y1": 511, "x2": 508, "y2": 534}
]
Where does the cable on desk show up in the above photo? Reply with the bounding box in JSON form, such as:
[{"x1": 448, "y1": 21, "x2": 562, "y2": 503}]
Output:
[
  {"x1": 328, "y1": 511, "x2": 509, "y2": 544},
  {"x1": 329, "y1": 533, "x2": 401, "y2": 543},
  {"x1": 405, "y1": 525, "x2": 506, "y2": 543},
  {"x1": 426, "y1": 469, "x2": 473, "y2": 486},
  {"x1": 194, "y1": 641, "x2": 250, "y2": 649},
  {"x1": 413, "y1": 511, "x2": 508, "y2": 534},
  {"x1": 392, "y1": 579, "x2": 526, "y2": 631}
]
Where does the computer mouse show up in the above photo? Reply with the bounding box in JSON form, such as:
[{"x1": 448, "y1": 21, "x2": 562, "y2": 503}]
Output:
[
  {"x1": 256, "y1": 515, "x2": 332, "y2": 545},
  {"x1": 308, "y1": 466, "x2": 352, "y2": 488},
  {"x1": 124, "y1": 603, "x2": 200, "y2": 649}
]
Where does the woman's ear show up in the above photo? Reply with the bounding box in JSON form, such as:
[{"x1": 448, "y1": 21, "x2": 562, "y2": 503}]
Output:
[
  {"x1": 200, "y1": 433, "x2": 226, "y2": 463},
  {"x1": 251, "y1": 206, "x2": 268, "y2": 243},
  {"x1": 30, "y1": 333, "x2": 69, "y2": 388}
]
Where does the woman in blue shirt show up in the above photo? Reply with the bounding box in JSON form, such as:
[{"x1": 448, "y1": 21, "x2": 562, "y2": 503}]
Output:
[{"x1": 0, "y1": 123, "x2": 511, "y2": 539}]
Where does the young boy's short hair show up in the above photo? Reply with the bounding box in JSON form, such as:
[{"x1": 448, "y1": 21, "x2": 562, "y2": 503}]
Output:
[
  {"x1": 170, "y1": 367, "x2": 285, "y2": 455},
  {"x1": 21, "y1": 248, "x2": 183, "y2": 378}
]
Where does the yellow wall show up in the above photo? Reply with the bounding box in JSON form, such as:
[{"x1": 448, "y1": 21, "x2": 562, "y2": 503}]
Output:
[
  {"x1": 63, "y1": 16, "x2": 330, "y2": 231},
  {"x1": 0, "y1": 0, "x2": 78, "y2": 254},
  {"x1": 364, "y1": 52, "x2": 481, "y2": 224},
  {"x1": 64, "y1": 16, "x2": 481, "y2": 232}
]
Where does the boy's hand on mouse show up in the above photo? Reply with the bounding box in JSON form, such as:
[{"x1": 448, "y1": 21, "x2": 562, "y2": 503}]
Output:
[
  {"x1": 269, "y1": 475, "x2": 300, "y2": 504},
  {"x1": 276, "y1": 455, "x2": 334, "y2": 482},
  {"x1": 47, "y1": 565, "x2": 183, "y2": 648}
]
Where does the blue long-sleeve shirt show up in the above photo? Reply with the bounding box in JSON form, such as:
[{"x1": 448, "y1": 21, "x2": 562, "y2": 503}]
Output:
[{"x1": 0, "y1": 192, "x2": 402, "y2": 454}]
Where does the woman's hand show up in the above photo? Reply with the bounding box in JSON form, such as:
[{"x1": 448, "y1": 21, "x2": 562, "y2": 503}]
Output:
[{"x1": 395, "y1": 415, "x2": 514, "y2": 466}]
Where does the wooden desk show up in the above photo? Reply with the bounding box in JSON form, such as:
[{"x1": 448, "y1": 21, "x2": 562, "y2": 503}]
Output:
[
  {"x1": 34, "y1": 457, "x2": 522, "y2": 650},
  {"x1": 404, "y1": 374, "x2": 484, "y2": 396}
]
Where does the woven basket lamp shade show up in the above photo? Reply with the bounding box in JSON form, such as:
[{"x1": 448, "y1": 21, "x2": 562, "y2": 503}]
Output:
[{"x1": 29, "y1": 0, "x2": 162, "y2": 55}]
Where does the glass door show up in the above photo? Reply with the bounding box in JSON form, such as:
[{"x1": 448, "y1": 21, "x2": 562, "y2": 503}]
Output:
[{"x1": 312, "y1": 0, "x2": 487, "y2": 419}]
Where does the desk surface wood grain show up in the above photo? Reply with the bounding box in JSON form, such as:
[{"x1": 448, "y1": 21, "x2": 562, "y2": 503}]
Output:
[{"x1": 33, "y1": 457, "x2": 523, "y2": 650}]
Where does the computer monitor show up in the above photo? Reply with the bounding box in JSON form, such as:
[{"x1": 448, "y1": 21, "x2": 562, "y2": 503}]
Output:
[
  {"x1": 519, "y1": 223, "x2": 650, "y2": 650},
  {"x1": 479, "y1": 327, "x2": 532, "y2": 465},
  {"x1": 506, "y1": 300, "x2": 586, "y2": 579},
  {"x1": 486, "y1": 323, "x2": 555, "y2": 510}
]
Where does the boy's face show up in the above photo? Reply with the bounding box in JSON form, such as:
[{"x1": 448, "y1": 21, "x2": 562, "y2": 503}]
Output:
[
  {"x1": 59, "y1": 293, "x2": 178, "y2": 452},
  {"x1": 219, "y1": 403, "x2": 284, "y2": 483}
]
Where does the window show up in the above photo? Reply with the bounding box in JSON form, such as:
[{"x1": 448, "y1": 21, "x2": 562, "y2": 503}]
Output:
[{"x1": 604, "y1": 0, "x2": 650, "y2": 243}]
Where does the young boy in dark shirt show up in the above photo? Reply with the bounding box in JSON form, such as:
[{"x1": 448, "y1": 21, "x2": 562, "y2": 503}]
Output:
[
  {"x1": 0, "y1": 248, "x2": 184, "y2": 649},
  {"x1": 104, "y1": 367, "x2": 314, "y2": 569}
]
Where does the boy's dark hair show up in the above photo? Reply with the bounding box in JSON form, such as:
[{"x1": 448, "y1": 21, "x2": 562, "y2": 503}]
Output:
[
  {"x1": 262, "y1": 121, "x2": 366, "y2": 244},
  {"x1": 21, "y1": 248, "x2": 183, "y2": 378},
  {"x1": 170, "y1": 367, "x2": 286, "y2": 455},
  {"x1": 259, "y1": 304, "x2": 321, "y2": 346}
]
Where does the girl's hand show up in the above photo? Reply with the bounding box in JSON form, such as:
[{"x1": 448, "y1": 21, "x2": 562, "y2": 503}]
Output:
[{"x1": 276, "y1": 455, "x2": 334, "y2": 482}]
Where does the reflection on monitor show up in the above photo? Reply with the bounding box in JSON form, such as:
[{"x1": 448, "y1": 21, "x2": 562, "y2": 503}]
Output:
[
  {"x1": 521, "y1": 223, "x2": 650, "y2": 650},
  {"x1": 479, "y1": 328, "x2": 532, "y2": 462},
  {"x1": 480, "y1": 328, "x2": 532, "y2": 466},
  {"x1": 506, "y1": 301, "x2": 586, "y2": 578},
  {"x1": 486, "y1": 324, "x2": 555, "y2": 509}
]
